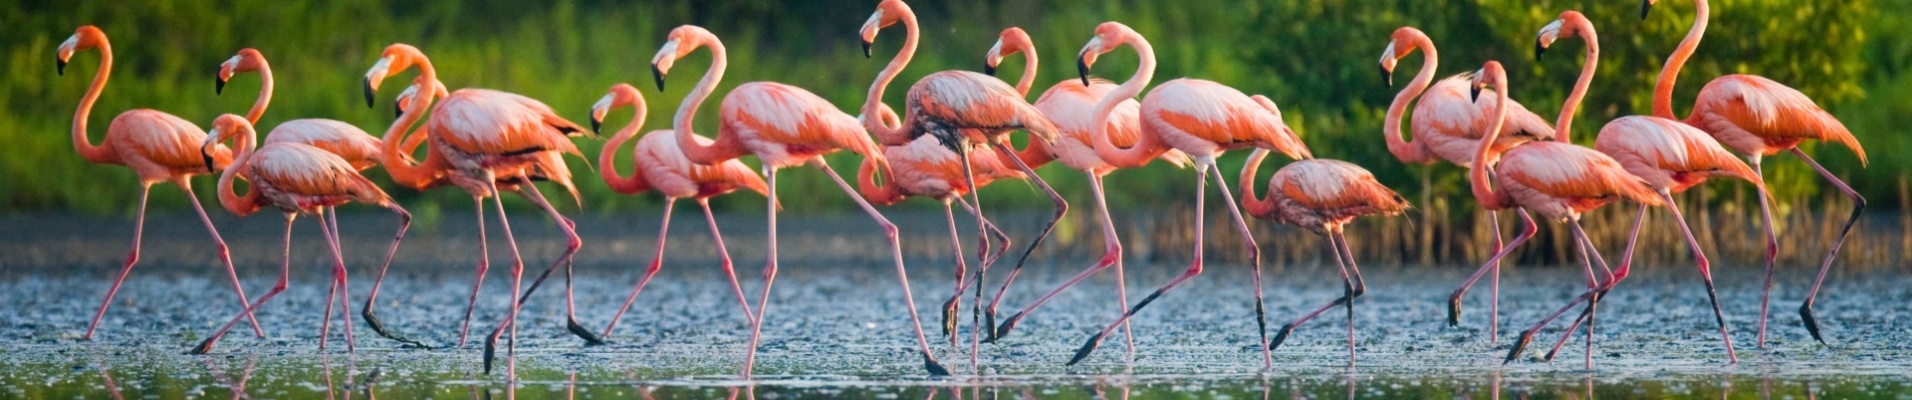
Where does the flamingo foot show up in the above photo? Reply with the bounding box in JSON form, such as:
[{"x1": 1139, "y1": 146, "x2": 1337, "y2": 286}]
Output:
[
  {"x1": 482, "y1": 335, "x2": 499, "y2": 375},
  {"x1": 359, "y1": 305, "x2": 433, "y2": 349},
  {"x1": 1448, "y1": 294, "x2": 1464, "y2": 327},
  {"x1": 1504, "y1": 330, "x2": 1535, "y2": 364},
  {"x1": 1268, "y1": 323, "x2": 1298, "y2": 351},
  {"x1": 1065, "y1": 332, "x2": 1106, "y2": 366},
  {"x1": 982, "y1": 308, "x2": 1000, "y2": 341},
  {"x1": 985, "y1": 311, "x2": 1026, "y2": 343},
  {"x1": 1800, "y1": 303, "x2": 1825, "y2": 344},
  {"x1": 568, "y1": 317, "x2": 607, "y2": 346},
  {"x1": 940, "y1": 297, "x2": 960, "y2": 339},
  {"x1": 188, "y1": 337, "x2": 216, "y2": 355},
  {"x1": 923, "y1": 351, "x2": 950, "y2": 376}
]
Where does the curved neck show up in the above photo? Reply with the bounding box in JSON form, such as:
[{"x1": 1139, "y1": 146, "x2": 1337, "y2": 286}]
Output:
[
  {"x1": 856, "y1": 153, "x2": 905, "y2": 205},
  {"x1": 1557, "y1": 29, "x2": 1599, "y2": 141},
  {"x1": 675, "y1": 35, "x2": 741, "y2": 165},
  {"x1": 71, "y1": 43, "x2": 116, "y2": 164},
  {"x1": 1238, "y1": 149, "x2": 1277, "y2": 217},
  {"x1": 245, "y1": 62, "x2": 274, "y2": 124},
  {"x1": 1089, "y1": 31, "x2": 1161, "y2": 168},
  {"x1": 1384, "y1": 38, "x2": 1438, "y2": 164},
  {"x1": 379, "y1": 89, "x2": 436, "y2": 189},
  {"x1": 1013, "y1": 45, "x2": 1038, "y2": 96},
  {"x1": 216, "y1": 128, "x2": 261, "y2": 216},
  {"x1": 1654, "y1": 0, "x2": 1707, "y2": 119},
  {"x1": 598, "y1": 107, "x2": 653, "y2": 194},
  {"x1": 1012, "y1": 135, "x2": 1055, "y2": 170},
  {"x1": 864, "y1": 12, "x2": 920, "y2": 146},
  {"x1": 1471, "y1": 79, "x2": 1512, "y2": 208}
]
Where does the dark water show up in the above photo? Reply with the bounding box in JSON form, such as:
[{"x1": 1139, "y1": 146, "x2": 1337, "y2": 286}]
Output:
[{"x1": 2, "y1": 213, "x2": 1908, "y2": 399}]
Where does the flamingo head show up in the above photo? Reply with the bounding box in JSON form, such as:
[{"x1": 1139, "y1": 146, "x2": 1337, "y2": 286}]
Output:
[
  {"x1": 391, "y1": 79, "x2": 445, "y2": 119},
  {"x1": 1470, "y1": 61, "x2": 1507, "y2": 102},
  {"x1": 984, "y1": 27, "x2": 1031, "y2": 76},
  {"x1": 201, "y1": 114, "x2": 254, "y2": 171},
  {"x1": 56, "y1": 26, "x2": 106, "y2": 76},
  {"x1": 1641, "y1": 0, "x2": 1660, "y2": 19},
  {"x1": 365, "y1": 43, "x2": 427, "y2": 107},
  {"x1": 859, "y1": 0, "x2": 910, "y2": 59},
  {"x1": 1077, "y1": 22, "x2": 1131, "y2": 87},
  {"x1": 1380, "y1": 27, "x2": 1428, "y2": 87},
  {"x1": 394, "y1": 84, "x2": 420, "y2": 119},
  {"x1": 591, "y1": 83, "x2": 644, "y2": 134},
  {"x1": 652, "y1": 25, "x2": 710, "y2": 91},
  {"x1": 216, "y1": 48, "x2": 267, "y2": 96},
  {"x1": 1535, "y1": 11, "x2": 1591, "y2": 60}
]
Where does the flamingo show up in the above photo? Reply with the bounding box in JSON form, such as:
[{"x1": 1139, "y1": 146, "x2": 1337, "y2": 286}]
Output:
[
  {"x1": 55, "y1": 25, "x2": 265, "y2": 341},
  {"x1": 980, "y1": 27, "x2": 1194, "y2": 358},
  {"x1": 360, "y1": 43, "x2": 598, "y2": 374},
  {"x1": 216, "y1": 48, "x2": 382, "y2": 170},
  {"x1": 1241, "y1": 150, "x2": 1410, "y2": 363},
  {"x1": 1643, "y1": 0, "x2": 1868, "y2": 345},
  {"x1": 1527, "y1": 10, "x2": 1761, "y2": 363},
  {"x1": 1460, "y1": 61, "x2": 1664, "y2": 369},
  {"x1": 1378, "y1": 27, "x2": 1557, "y2": 340},
  {"x1": 649, "y1": 25, "x2": 948, "y2": 376},
  {"x1": 860, "y1": 2, "x2": 1070, "y2": 347},
  {"x1": 187, "y1": 114, "x2": 411, "y2": 354},
  {"x1": 587, "y1": 83, "x2": 765, "y2": 340},
  {"x1": 1065, "y1": 21, "x2": 1313, "y2": 367}
]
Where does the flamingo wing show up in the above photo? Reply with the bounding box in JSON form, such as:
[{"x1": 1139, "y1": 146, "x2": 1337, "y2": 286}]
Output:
[
  {"x1": 1276, "y1": 159, "x2": 1408, "y2": 218},
  {"x1": 1686, "y1": 74, "x2": 1863, "y2": 163},
  {"x1": 1594, "y1": 116, "x2": 1759, "y2": 191},
  {"x1": 266, "y1": 119, "x2": 381, "y2": 169},
  {"x1": 1416, "y1": 75, "x2": 1554, "y2": 166},
  {"x1": 429, "y1": 89, "x2": 584, "y2": 158},
  {"x1": 249, "y1": 143, "x2": 387, "y2": 204},
  {"x1": 109, "y1": 110, "x2": 229, "y2": 173},
  {"x1": 1499, "y1": 143, "x2": 1661, "y2": 207},
  {"x1": 721, "y1": 82, "x2": 877, "y2": 159}
]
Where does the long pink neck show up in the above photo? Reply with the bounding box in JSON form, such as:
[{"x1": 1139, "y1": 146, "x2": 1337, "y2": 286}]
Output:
[
  {"x1": 856, "y1": 153, "x2": 905, "y2": 205},
  {"x1": 675, "y1": 33, "x2": 742, "y2": 165},
  {"x1": 216, "y1": 127, "x2": 261, "y2": 216},
  {"x1": 1557, "y1": 23, "x2": 1599, "y2": 140},
  {"x1": 1013, "y1": 44, "x2": 1037, "y2": 96},
  {"x1": 378, "y1": 82, "x2": 437, "y2": 189},
  {"x1": 598, "y1": 104, "x2": 653, "y2": 195},
  {"x1": 1237, "y1": 149, "x2": 1278, "y2": 218},
  {"x1": 1654, "y1": 0, "x2": 1708, "y2": 120},
  {"x1": 71, "y1": 42, "x2": 117, "y2": 164},
  {"x1": 1089, "y1": 31, "x2": 1163, "y2": 168},
  {"x1": 864, "y1": 12, "x2": 920, "y2": 146},
  {"x1": 1471, "y1": 76, "x2": 1513, "y2": 208},
  {"x1": 245, "y1": 61, "x2": 274, "y2": 124},
  {"x1": 1384, "y1": 37, "x2": 1438, "y2": 164}
]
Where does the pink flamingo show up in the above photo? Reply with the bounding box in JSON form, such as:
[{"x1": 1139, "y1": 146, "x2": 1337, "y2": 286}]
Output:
[
  {"x1": 1644, "y1": 0, "x2": 1868, "y2": 345},
  {"x1": 649, "y1": 25, "x2": 947, "y2": 376},
  {"x1": 55, "y1": 25, "x2": 265, "y2": 341},
  {"x1": 1460, "y1": 61, "x2": 1664, "y2": 369},
  {"x1": 980, "y1": 27, "x2": 1194, "y2": 358},
  {"x1": 1066, "y1": 21, "x2": 1314, "y2": 367},
  {"x1": 361, "y1": 43, "x2": 597, "y2": 374},
  {"x1": 1378, "y1": 27, "x2": 1557, "y2": 340},
  {"x1": 1241, "y1": 150, "x2": 1410, "y2": 363},
  {"x1": 187, "y1": 114, "x2": 410, "y2": 354},
  {"x1": 1527, "y1": 10, "x2": 1762, "y2": 363},
  {"x1": 588, "y1": 83, "x2": 765, "y2": 339},
  {"x1": 860, "y1": 2, "x2": 1070, "y2": 343}
]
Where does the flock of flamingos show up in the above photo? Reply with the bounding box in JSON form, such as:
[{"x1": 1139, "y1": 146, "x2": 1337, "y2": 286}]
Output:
[{"x1": 54, "y1": 0, "x2": 1868, "y2": 378}]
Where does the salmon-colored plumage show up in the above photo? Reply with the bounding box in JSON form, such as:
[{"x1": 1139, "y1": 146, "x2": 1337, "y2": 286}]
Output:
[
  {"x1": 217, "y1": 48, "x2": 383, "y2": 170},
  {"x1": 55, "y1": 25, "x2": 262, "y2": 342},
  {"x1": 1382, "y1": 27, "x2": 1555, "y2": 167}
]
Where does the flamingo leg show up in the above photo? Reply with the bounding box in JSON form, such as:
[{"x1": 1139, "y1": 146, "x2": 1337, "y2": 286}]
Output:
[
  {"x1": 603, "y1": 198, "x2": 676, "y2": 339},
  {"x1": 1204, "y1": 156, "x2": 1271, "y2": 369},
  {"x1": 1543, "y1": 209, "x2": 1640, "y2": 362},
  {"x1": 938, "y1": 201, "x2": 967, "y2": 345},
  {"x1": 1748, "y1": 156, "x2": 1779, "y2": 348},
  {"x1": 1066, "y1": 158, "x2": 1215, "y2": 367},
  {"x1": 981, "y1": 143, "x2": 1069, "y2": 332},
  {"x1": 480, "y1": 180, "x2": 525, "y2": 375},
  {"x1": 945, "y1": 199, "x2": 1003, "y2": 338},
  {"x1": 458, "y1": 197, "x2": 491, "y2": 348},
  {"x1": 815, "y1": 158, "x2": 949, "y2": 376},
  {"x1": 182, "y1": 180, "x2": 267, "y2": 338},
  {"x1": 191, "y1": 214, "x2": 296, "y2": 354},
  {"x1": 1505, "y1": 217, "x2": 1610, "y2": 367},
  {"x1": 1335, "y1": 230, "x2": 1367, "y2": 364},
  {"x1": 320, "y1": 207, "x2": 356, "y2": 352},
  {"x1": 86, "y1": 183, "x2": 152, "y2": 340},
  {"x1": 1489, "y1": 211, "x2": 1503, "y2": 344},
  {"x1": 485, "y1": 177, "x2": 600, "y2": 373},
  {"x1": 361, "y1": 203, "x2": 421, "y2": 347},
  {"x1": 990, "y1": 173, "x2": 1132, "y2": 354},
  {"x1": 1663, "y1": 192, "x2": 1736, "y2": 362},
  {"x1": 742, "y1": 165, "x2": 779, "y2": 379},
  {"x1": 700, "y1": 199, "x2": 756, "y2": 323},
  {"x1": 1789, "y1": 147, "x2": 1866, "y2": 344},
  {"x1": 1450, "y1": 209, "x2": 1538, "y2": 328},
  {"x1": 1267, "y1": 229, "x2": 1356, "y2": 354}
]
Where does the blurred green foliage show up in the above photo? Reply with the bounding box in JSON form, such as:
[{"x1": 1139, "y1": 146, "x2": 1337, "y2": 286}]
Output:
[{"x1": 2, "y1": 0, "x2": 1903, "y2": 218}]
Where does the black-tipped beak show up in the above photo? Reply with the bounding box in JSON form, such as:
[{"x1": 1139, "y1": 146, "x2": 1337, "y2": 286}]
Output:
[
  {"x1": 1470, "y1": 86, "x2": 1483, "y2": 102},
  {"x1": 1075, "y1": 55, "x2": 1091, "y2": 87},
  {"x1": 57, "y1": 59, "x2": 66, "y2": 76},
  {"x1": 590, "y1": 116, "x2": 602, "y2": 135},
  {"x1": 862, "y1": 40, "x2": 873, "y2": 58},
  {"x1": 216, "y1": 77, "x2": 227, "y2": 95},
  {"x1": 983, "y1": 63, "x2": 996, "y2": 77},
  {"x1": 201, "y1": 143, "x2": 217, "y2": 172},
  {"x1": 395, "y1": 105, "x2": 404, "y2": 119},
  {"x1": 362, "y1": 78, "x2": 376, "y2": 108},
  {"x1": 1640, "y1": 0, "x2": 1653, "y2": 19},
  {"x1": 652, "y1": 64, "x2": 666, "y2": 91},
  {"x1": 1381, "y1": 66, "x2": 1392, "y2": 87},
  {"x1": 1535, "y1": 41, "x2": 1548, "y2": 60}
]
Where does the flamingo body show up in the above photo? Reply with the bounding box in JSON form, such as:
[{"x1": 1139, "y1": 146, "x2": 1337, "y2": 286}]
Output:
[
  {"x1": 1685, "y1": 75, "x2": 1864, "y2": 162},
  {"x1": 1412, "y1": 76, "x2": 1555, "y2": 167},
  {"x1": 1244, "y1": 159, "x2": 1409, "y2": 231},
  {"x1": 905, "y1": 71, "x2": 1057, "y2": 146},
  {"x1": 1491, "y1": 142, "x2": 1662, "y2": 218},
  {"x1": 718, "y1": 82, "x2": 875, "y2": 168},
  {"x1": 1033, "y1": 78, "x2": 1188, "y2": 173},
  {"x1": 1594, "y1": 116, "x2": 1758, "y2": 193},
  {"x1": 104, "y1": 111, "x2": 234, "y2": 179},
  {"x1": 264, "y1": 119, "x2": 381, "y2": 170},
  {"x1": 1140, "y1": 79, "x2": 1307, "y2": 159}
]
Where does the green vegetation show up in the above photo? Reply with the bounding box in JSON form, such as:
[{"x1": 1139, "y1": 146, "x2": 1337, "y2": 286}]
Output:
[{"x1": 3, "y1": 0, "x2": 1903, "y2": 219}]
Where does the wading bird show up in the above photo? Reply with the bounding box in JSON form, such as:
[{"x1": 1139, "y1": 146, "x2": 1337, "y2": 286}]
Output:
[
  {"x1": 588, "y1": 83, "x2": 765, "y2": 339},
  {"x1": 361, "y1": 43, "x2": 597, "y2": 374},
  {"x1": 1462, "y1": 61, "x2": 1663, "y2": 370},
  {"x1": 981, "y1": 27, "x2": 1194, "y2": 359},
  {"x1": 1527, "y1": 10, "x2": 1760, "y2": 363},
  {"x1": 1377, "y1": 27, "x2": 1557, "y2": 341},
  {"x1": 649, "y1": 25, "x2": 946, "y2": 376},
  {"x1": 1065, "y1": 21, "x2": 1313, "y2": 368},
  {"x1": 56, "y1": 25, "x2": 264, "y2": 341},
  {"x1": 1242, "y1": 150, "x2": 1410, "y2": 364},
  {"x1": 188, "y1": 114, "x2": 410, "y2": 355},
  {"x1": 1643, "y1": 0, "x2": 1867, "y2": 345}
]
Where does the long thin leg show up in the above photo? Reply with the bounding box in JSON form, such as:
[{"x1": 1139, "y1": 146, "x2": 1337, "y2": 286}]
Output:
[
  {"x1": 361, "y1": 203, "x2": 420, "y2": 347},
  {"x1": 1489, "y1": 211, "x2": 1503, "y2": 344},
  {"x1": 1663, "y1": 192, "x2": 1737, "y2": 362},
  {"x1": 1504, "y1": 218, "x2": 1611, "y2": 365},
  {"x1": 1451, "y1": 209, "x2": 1539, "y2": 327},
  {"x1": 182, "y1": 181, "x2": 266, "y2": 338},
  {"x1": 190, "y1": 214, "x2": 296, "y2": 354},
  {"x1": 459, "y1": 198, "x2": 490, "y2": 348},
  {"x1": 1066, "y1": 159, "x2": 1213, "y2": 366},
  {"x1": 480, "y1": 180, "x2": 526, "y2": 375},
  {"x1": 1267, "y1": 232, "x2": 1354, "y2": 353},
  {"x1": 815, "y1": 159, "x2": 949, "y2": 376},
  {"x1": 701, "y1": 199, "x2": 756, "y2": 323},
  {"x1": 87, "y1": 184, "x2": 152, "y2": 340},
  {"x1": 320, "y1": 207, "x2": 357, "y2": 351},
  {"x1": 938, "y1": 201, "x2": 968, "y2": 345},
  {"x1": 1545, "y1": 204, "x2": 1647, "y2": 363},
  {"x1": 981, "y1": 143, "x2": 1069, "y2": 333},
  {"x1": 947, "y1": 199, "x2": 1005, "y2": 338},
  {"x1": 993, "y1": 174, "x2": 1129, "y2": 344},
  {"x1": 1207, "y1": 157, "x2": 1271, "y2": 369},
  {"x1": 1334, "y1": 231, "x2": 1366, "y2": 364},
  {"x1": 1790, "y1": 147, "x2": 1866, "y2": 344},
  {"x1": 485, "y1": 177, "x2": 599, "y2": 374},
  {"x1": 1099, "y1": 175, "x2": 1136, "y2": 359},
  {"x1": 1749, "y1": 156, "x2": 1779, "y2": 348},
  {"x1": 742, "y1": 166, "x2": 779, "y2": 379},
  {"x1": 603, "y1": 198, "x2": 676, "y2": 338}
]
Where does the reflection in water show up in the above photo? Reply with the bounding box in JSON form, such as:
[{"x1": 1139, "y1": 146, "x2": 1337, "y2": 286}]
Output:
[{"x1": 199, "y1": 355, "x2": 256, "y2": 399}]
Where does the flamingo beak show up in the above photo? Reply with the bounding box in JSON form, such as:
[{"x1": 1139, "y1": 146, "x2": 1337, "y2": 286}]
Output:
[
  {"x1": 1381, "y1": 66, "x2": 1392, "y2": 87},
  {"x1": 1535, "y1": 40, "x2": 1548, "y2": 60},
  {"x1": 862, "y1": 39, "x2": 873, "y2": 59},
  {"x1": 57, "y1": 58, "x2": 66, "y2": 76},
  {"x1": 363, "y1": 78, "x2": 376, "y2": 108},
  {"x1": 652, "y1": 64, "x2": 666, "y2": 91},
  {"x1": 216, "y1": 74, "x2": 227, "y2": 96},
  {"x1": 395, "y1": 105, "x2": 404, "y2": 119},
  {"x1": 1471, "y1": 85, "x2": 1483, "y2": 102},
  {"x1": 1641, "y1": 0, "x2": 1653, "y2": 19},
  {"x1": 200, "y1": 139, "x2": 217, "y2": 172},
  {"x1": 983, "y1": 63, "x2": 996, "y2": 77},
  {"x1": 1075, "y1": 55, "x2": 1090, "y2": 87},
  {"x1": 590, "y1": 114, "x2": 602, "y2": 135}
]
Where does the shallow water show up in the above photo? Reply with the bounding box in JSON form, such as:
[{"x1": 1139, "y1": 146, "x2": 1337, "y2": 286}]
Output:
[{"x1": 2, "y1": 213, "x2": 1908, "y2": 398}]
